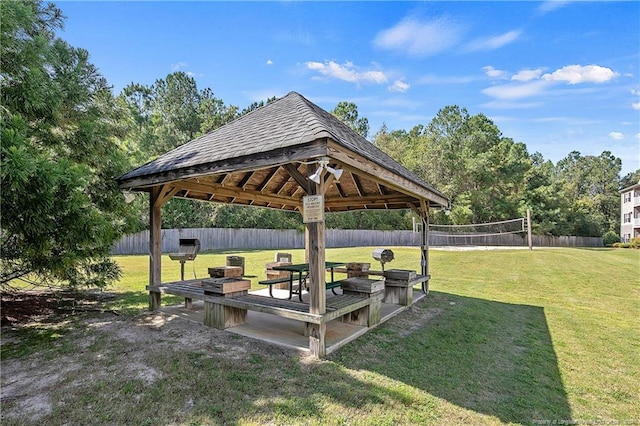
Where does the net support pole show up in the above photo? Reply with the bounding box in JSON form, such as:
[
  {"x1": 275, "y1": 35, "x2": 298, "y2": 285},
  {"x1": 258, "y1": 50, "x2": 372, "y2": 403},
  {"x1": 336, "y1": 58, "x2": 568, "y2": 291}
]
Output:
[
  {"x1": 420, "y1": 200, "x2": 430, "y2": 294},
  {"x1": 527, "y1": 209, "x2": 533, "y2": 250}
]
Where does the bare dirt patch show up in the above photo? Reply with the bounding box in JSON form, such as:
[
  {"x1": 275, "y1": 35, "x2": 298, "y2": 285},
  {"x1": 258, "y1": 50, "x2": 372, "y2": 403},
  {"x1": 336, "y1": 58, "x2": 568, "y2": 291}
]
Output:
[
  {"x1": 0, "y1": 292, "x2": 290, "y2": 424},
  {"x1": 1, "y1": 290, "x2": 119, "y2": 327}
]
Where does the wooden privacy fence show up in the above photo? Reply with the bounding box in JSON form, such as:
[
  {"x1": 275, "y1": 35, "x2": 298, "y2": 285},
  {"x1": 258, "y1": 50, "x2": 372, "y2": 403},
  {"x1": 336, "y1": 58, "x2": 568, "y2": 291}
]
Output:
[{"x1": 111, "y1": 228, "x2": 603, "y2": 255}]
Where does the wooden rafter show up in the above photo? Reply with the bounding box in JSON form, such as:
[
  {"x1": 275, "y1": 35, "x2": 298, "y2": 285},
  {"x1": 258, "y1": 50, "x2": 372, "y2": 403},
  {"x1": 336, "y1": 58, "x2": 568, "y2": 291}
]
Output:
[
  {"x1": 326, "y1": 194, "x2": 415, "y2": 209},
  {"x1": 351, "y1": 174, "x2": 365, "y2": 197},
  {"x1": 153, "y1": 184, "x2": 180, "y2": 208},
  {"x1": 238, "y1": 171, "x2": 254, "y2": 189},
  {"x1": 272, "y1": 174, "x2": 291, "y2": 195},
  {"x1": 256, "y1": 166, "x2": 280, "y2": 192},
  {"x1": 177, "y1": 179, "x2": 302, "y2": 209},
  {"x1": 216, "y1": 173, "x2": 228, "y2": 185},
  {"x1": 283, "y1": 164, "x2": 310, "y2": 194}
]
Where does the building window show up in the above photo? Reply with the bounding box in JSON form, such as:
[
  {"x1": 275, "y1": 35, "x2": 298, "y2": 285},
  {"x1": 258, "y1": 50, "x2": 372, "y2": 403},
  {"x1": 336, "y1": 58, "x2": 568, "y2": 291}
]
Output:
[
  {"x1": 623, "y1": 213, "x2": 632, "y2": 223},
  {"x1": 623, "y1": 233, "x2": 631, "y2": 242},
  {"x1": 623, "y1": 192, "x2": 632, "y2": 202}
]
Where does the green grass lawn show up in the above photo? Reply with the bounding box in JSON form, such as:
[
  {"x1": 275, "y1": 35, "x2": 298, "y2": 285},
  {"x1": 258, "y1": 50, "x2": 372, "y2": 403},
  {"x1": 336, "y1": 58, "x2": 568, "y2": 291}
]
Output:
[{"x1": 2, "y1": 247, "x2": 638, "y2": 425}]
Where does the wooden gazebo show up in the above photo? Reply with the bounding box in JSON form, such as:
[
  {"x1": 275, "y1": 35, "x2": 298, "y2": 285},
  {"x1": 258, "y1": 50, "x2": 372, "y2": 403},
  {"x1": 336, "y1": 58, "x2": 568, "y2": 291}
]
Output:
[{"x1": 117, "y1": 91, "x2": 449, "y2": 357}]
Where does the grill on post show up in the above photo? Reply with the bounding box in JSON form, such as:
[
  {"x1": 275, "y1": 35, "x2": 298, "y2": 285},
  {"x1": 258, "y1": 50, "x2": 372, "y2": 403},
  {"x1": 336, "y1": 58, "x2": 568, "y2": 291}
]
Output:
[
  {"x1": 372, "y1": 248, "x2": 394, "y2": 272},
  {"x1": 168, "y1": 238, "x2": 201, "y2": 280}
]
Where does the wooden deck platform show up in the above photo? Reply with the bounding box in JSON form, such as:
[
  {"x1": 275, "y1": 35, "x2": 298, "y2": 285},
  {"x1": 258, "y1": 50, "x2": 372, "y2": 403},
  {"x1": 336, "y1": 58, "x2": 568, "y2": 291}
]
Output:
[
  {"x1": 148, "y1": 279, "x2": 424, "y2": 356},
  {"x1": 148, "y1": 279, "x2": 381, "y2": 325},
  {"x1": 158, "y1": 288, "x2": 426, "y2": 355}
]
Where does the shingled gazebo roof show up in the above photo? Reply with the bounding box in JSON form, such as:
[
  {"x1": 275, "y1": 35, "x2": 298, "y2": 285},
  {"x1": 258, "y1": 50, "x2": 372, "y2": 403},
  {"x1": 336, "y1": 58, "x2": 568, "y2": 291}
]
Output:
[{"x1": 117, "y1": 91, "x2": 449, "y2": 211}]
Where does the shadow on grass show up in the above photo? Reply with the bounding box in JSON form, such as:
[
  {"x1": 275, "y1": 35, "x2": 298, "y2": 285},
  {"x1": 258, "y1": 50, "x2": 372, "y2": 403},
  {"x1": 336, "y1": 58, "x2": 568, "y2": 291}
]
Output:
[{"x1": 331, "y1": 291, "x2": 572, "y2": 423}]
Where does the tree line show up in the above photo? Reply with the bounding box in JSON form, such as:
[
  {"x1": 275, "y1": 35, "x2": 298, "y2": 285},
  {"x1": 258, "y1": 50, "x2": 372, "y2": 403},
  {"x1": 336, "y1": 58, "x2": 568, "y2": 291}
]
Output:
[{"x1": 1, "y1": 1, "x2": 637, "y2": 289}]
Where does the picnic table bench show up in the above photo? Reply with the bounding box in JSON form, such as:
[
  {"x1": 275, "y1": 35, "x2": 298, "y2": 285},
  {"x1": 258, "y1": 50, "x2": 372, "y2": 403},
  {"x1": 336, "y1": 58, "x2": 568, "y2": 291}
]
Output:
[{"x1": 258, "y1": 274, "x2": 341, "y2": 298}]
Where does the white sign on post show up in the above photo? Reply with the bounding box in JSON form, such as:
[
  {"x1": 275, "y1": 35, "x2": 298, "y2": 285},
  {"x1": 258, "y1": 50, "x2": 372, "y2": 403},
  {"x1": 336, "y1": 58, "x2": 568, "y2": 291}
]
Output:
[{"x1": 303, "y1": 195, "x2": 324, "y2": 223}]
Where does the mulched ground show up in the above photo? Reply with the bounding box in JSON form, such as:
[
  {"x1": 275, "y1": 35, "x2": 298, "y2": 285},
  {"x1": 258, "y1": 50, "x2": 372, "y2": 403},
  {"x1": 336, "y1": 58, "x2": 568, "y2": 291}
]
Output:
[{"x1": 1, "y1": 290, "x2": 118, "y2": 327}]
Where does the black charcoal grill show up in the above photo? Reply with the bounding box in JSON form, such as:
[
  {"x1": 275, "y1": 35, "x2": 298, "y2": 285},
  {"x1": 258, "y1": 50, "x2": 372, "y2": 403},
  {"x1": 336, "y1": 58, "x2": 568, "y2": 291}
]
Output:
[
  {"x1": 169, "y1": 238, "x2": 201, "y2": 280},
  {"x1": 372, "y1": 248, "x2": 394, "y2": 272}
]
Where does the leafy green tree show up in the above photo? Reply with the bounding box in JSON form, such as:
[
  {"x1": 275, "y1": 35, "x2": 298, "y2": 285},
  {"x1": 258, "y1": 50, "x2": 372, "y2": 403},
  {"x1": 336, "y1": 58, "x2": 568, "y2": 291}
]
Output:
[
  {"x1": 162, "y1": 199, "x2": 219, "y2": 229},
  {"x1": 199, "y1": 88, "x2": 239, "y2": 134},
  {"x1": 520, "y1": 153, "x2": 570, "y2": 235},
  {"x1": 240, "y1": 96, "x2": 277, "y2": 116},
  {"x1": 383, "y1": 105, "x2": 534, "y2": 225},
  {"x1": 555, "y1": 151, "x2": 621, "y2": 236},
  {"x1": 620, "y1": 169, "x2": 640, "y2": 189},
  {"x1": 1, "y1": 0, "x2": 134, "y2": 289},
  {"x1": 332, "y1": 101, "x2": 370, "y2": 138},
  {"x1": 117, "y1": 83, "x2": 156, "y2": 165},
  {"x1": 212, "y1": 205, "x2": 302, "y2": 230},
  {"x1": 326, "y1": 210, "x2": 412, "y2": 231},
  {"x1": 145, "y1": 71, "x2": 201, "y2": 156}
]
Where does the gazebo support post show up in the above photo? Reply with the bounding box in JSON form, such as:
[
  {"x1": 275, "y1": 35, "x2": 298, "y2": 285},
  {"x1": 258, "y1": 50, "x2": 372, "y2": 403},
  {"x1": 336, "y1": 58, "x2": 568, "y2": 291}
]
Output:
[
  {"x1": 149, "y1": 186, "x2": 162, "y2": 310},
  {"x1": 307, "y1": 178, "x2": 327, "y2": 358},
  {"x1": 148, "y1": 184, "x2": 177, "y2": 310},
  {"x1": 420, "y1": 200, "x2": 430, "y2": 294}
]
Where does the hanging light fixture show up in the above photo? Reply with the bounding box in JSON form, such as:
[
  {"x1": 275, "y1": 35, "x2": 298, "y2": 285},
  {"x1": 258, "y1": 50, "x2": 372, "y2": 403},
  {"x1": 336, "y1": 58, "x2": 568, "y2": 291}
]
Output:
[
  {"x1": 326, "y1": 165, "x2": 343, "y2": 181},
  {"x1": 123, "y1": 190, "x2": 137, "y2": 204},
  {"x1": 309, "y1": 167, "x2": 323, "y2": 184},
  {"x1": 308, "y1": 157, "x2": 343, "y2": 184}
]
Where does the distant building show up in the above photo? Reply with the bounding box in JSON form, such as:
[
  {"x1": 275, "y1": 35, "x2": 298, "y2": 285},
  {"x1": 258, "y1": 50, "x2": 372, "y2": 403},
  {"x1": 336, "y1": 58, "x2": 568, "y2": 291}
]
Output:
[{"x1": 620, "y1": 182, "x2": 640, "y2": 242}]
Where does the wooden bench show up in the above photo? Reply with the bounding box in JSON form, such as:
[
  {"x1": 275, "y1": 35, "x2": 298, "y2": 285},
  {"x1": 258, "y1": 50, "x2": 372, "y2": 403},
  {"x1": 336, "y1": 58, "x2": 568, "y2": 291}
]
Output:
[
  {"x1": 203, "y1": 292, "x2": 383, "y2": 330},
  {"x1": 147, "y1": 279, "x2": 203, "y2": 309}
]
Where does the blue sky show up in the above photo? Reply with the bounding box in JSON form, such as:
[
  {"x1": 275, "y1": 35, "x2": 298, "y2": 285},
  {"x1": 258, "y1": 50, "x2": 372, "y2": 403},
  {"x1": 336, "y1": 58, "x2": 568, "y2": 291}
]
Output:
[{"x1": 57, "y1": 1, "x2": 639, "y2": 175}]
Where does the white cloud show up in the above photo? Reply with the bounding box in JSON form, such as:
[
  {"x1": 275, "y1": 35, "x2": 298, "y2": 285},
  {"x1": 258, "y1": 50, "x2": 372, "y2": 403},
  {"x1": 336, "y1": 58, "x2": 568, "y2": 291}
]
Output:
[
  {"x1": 305, "y1": 61, "x2": 387, "y2": 85},
  {"x1": 482, "y1": 80, "x2": 550, "y2": 99},
  {"x1": 388, "y1": 80, "x2": 410, "y2": 93},
  {"x1": 632, "y1": 102, "x2": 640, "y2": 110},
  {"x1": 171, "y1": 62, "x2": 188, "y2": 71},
  {"x1": 482, "y1": 64, "x2": 620, "y2": 106},
  {"x1": 538, "y1": 1, "x2": 571, "y2": 14},
  {"x1": 373, "y1": 17, "x2": 465, "y2": 57},
  {"x1": 483, "y1": 66, "x2": 508, "y2": 80},
  {"x1": 466, "y1": 30, "x2": 522, "y2": 51},
  {"x1": 266, "y1": 59, "x2": 273, "y2": 65},
  {"x1": 609, "y1": 132, "x2": 624, "y2": 140},
  {"x1": 636, "y1": 133, "x2": 640, "y2": 140},
  {"x1": 542, "y1": 65, "x2": 618, "y2": 84},
  {"x1": 630, "y1": 88, "x2": 640, "y2": 96},
  {"x1": 512, "y1": 68, "x2": 544, "y2": 82}
]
